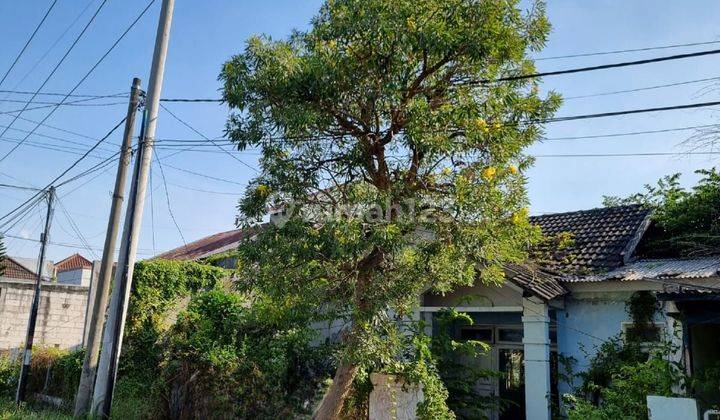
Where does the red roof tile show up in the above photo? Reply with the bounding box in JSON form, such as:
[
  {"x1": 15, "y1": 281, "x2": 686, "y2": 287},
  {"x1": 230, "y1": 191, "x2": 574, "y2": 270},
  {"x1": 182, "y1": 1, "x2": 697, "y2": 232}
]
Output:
[
  {"x1": 55, "y1": 253, "x2": 92, "y2": 272},
  {"x1": 2, "y1": 257, "x2": 38, "y2": 280},
  {"x1": 153, "y1": 224, "x2": 266, "y2": 261}
]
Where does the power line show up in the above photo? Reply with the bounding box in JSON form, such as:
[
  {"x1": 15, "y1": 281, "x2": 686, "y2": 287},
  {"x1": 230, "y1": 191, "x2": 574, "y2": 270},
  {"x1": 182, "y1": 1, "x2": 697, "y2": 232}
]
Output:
[
  {"x1": 1, "y1": 0, "x2": 98, "y2": 100},
  {"x1": 159, "y1": 103, "x2": 258, "y2": 172},
  {"x1": 0, "y1": 0, "x2": 156, "y2": 163},
  {"x1": 161, "y1": 162, "x2": 246, "y2": 186},
  {"x1": 0, "y1": 0, "x2": 109, "y2": 142},
  {"x1": 0, "y1": 0, "x2": 59, "y2": 87},
  {"x1": 543, "y1": 123, "x2": 720, "y2": 141},
  {"x1": 544, "y1": 100, "x2": 720, "y2": 123},
  {"x1": 465, "y1": 48, "x2": 720, "y2": 85},
  {"x1": 564, "y1": 76, "x2": 720, "y2": 100},
  {"x1": 534, "y1": 151, "x2": 720, "y2": 158},
  {"x1": 0, "y1": 117, "x2": 126, "y2": 224},
  {"x1": 159, "y1": 98, "x2": 222, "y2": 103},
  {"x1": 536, "y1": 39, "x2": 720, "y2": 61},
  {"x1": 153, "y1": 155, "x2": 188, "y2": 248},
  {"x1": 56, "y1": 196, "x2": 99, "y2": 259}
]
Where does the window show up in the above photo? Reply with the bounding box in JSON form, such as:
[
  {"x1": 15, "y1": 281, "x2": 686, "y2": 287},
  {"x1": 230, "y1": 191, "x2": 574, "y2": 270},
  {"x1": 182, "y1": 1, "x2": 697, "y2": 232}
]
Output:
[
  {"x1": 497, "y1": 327, "x2": 523, "y2": 343},
  {"x1": 459, "y1": 326, "x2": 493, "y2": 343},
  {"x1": 621, "y1": 322, "x2": 664, "y2": 345}
]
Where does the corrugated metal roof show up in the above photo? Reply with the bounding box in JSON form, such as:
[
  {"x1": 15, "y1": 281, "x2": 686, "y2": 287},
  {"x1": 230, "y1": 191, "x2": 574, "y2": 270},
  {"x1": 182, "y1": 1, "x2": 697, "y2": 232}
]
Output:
[
  {"x1": 564, "y1": 257, "x2": 720, "y2": 283},
  {"x1": 505, "y1": 263, "x2": 567, "y2": 300}
]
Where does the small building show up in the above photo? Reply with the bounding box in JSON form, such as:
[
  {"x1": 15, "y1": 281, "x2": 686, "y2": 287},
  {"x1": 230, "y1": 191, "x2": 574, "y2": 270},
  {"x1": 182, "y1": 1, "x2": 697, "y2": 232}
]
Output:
[
  {"x1": 0, "y1": 254, "x2": 98, "y2": 351},
  {"x1": 421, "y1": 204, "x2": 720, "y2": 419},
  {"x1": 55, "y1": 253, "x2": 93, "y2": 286}
]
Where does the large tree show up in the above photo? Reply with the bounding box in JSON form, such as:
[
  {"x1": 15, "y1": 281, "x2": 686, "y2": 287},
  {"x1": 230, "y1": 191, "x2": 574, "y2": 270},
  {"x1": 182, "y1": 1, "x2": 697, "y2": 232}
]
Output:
[{"x1": 221, "y1": 0, "x2": 559, "y2": 417}]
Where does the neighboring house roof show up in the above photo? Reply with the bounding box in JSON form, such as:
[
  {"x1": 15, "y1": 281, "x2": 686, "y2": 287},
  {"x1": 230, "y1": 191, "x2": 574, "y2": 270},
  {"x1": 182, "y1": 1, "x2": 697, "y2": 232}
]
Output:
[
  {"x1": 2, "y1": 257, "x2": 39, "y2": 280},
  {"x1": 154, "y1": 224, "x2": 267, "y2": 261},
  {"x1": 567, "y1": 257, "x2": 720, "y2": 283},
  {"x1": 505, "y1": 263, "x2": 567, "y2": 300},
  {"x1": 530, "y1": 204, "x2": 651, "y2": 273},
  {"x1": 11, "y1": 256, "x2": 55, "y2": 279},
  {"x1": 55, "y1": 253, "x2": 92, "y2": 272}
]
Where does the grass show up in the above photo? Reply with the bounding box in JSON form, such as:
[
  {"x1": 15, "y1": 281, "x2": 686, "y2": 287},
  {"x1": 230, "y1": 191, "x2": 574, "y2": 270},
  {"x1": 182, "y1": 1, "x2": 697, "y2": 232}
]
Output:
[{"x1": 0, "y1": 398, "x2": 72, "y2": 420}]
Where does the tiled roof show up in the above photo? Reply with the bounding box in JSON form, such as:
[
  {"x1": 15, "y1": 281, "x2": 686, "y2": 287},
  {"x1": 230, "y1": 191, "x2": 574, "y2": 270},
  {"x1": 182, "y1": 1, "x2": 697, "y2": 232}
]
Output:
[
  {"x1": 566, "y1": 257, "x2": 720, "y2": 283},
  {"x1": 11, "y1": 256, "x2": 55, "y2": 279},
  {"x1": 55, "y1": 253, "x2": 92, "y2": 272},
  {"x1": 530, "y1": 204, "x2": 651, "y2": 273},
  {"x1": 505, "y1": 263, "x2": 567, "y2": 300},
  {"x1": 153, "y1": 224, "x2": 266, "y2": 261},
  {"x1": 2, "y1": 257, "x2": 37, "y2": 280}
]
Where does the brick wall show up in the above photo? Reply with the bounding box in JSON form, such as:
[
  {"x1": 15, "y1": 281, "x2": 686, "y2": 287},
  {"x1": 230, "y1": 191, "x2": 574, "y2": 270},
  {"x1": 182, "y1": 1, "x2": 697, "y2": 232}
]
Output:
[{"x1": 0, "y1": 278, "x2": 90, "y2": 350}]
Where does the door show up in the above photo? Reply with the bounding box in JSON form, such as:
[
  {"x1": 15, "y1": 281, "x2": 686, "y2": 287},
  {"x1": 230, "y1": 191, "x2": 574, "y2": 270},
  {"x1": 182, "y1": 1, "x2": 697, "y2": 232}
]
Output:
[{"x1": 498, "y1": 347, "x2": 525, "y2": 420}]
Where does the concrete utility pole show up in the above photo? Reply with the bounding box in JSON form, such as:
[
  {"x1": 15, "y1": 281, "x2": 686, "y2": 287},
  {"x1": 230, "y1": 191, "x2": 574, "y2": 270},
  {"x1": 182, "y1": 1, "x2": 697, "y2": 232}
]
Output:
[
  {"x1": 91, "y1": 0, "x2": 174, "y2": 417},
  {"x1": 16, "y1": 187, "x2": 55, "y2": 403},
  {"x1": 73, "y1": 77, "x2": 143, "y2": 418}
]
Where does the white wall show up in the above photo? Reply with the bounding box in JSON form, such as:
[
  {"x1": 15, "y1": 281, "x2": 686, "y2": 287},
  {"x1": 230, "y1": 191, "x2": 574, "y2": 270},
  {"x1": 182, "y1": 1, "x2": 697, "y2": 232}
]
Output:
[
  {"x1": 56, "y1": 268, "x2": 91, "y2": 287},
  {"x1": 0, "y1": 278, "x2": 90, "y2": 350}
]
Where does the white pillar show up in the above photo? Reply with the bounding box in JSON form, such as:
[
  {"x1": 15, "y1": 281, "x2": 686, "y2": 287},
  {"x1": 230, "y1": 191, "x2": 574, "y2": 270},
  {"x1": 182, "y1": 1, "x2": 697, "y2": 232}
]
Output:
[{"x1": 522, "y1": 297, "x2": 551, "y2": 420}]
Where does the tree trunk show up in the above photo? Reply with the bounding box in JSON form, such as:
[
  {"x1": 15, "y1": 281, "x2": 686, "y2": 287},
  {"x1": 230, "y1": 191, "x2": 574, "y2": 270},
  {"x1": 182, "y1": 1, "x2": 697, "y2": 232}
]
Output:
[{"x1": 314, "y1": 360, "x2": 359, "y2": 420}]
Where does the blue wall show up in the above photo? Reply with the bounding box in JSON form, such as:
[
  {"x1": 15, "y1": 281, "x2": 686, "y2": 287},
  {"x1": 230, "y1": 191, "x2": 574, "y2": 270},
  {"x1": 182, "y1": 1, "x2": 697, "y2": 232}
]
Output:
[{"x1": 555, "y1": 298, "x2": 629, "y2": 395}]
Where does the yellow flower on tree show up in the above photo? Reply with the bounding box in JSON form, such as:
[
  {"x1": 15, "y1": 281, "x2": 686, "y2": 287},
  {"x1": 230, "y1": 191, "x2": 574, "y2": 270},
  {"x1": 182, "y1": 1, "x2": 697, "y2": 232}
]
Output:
[
  {"x1": 406, "y1": 16, "x2": 417, "y2": 30},
  {"x1": 481, "y1": 166, "x2": 496, "y2": 181},
  {"x1": 509, "y1": 165, "x2": 518, "y2": 174},
  {"x1": 474, "y1": 118, "x2": 489, "y2": 133},
  {"x1": 442, "y1": 167, "x2": 452, "y2": 176},
  {"x1": 257, "y1": 185, "x2": 271, "y2": 195},
  {"x1": 512, "y1": 207, "x2": 529, "y2": 224}
]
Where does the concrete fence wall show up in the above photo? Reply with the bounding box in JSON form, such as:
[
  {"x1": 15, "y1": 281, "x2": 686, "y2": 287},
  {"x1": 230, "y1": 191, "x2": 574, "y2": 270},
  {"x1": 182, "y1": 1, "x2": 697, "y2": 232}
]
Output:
[{"x1": 0, "y1": 278, "x2": 90, "y2": 350}]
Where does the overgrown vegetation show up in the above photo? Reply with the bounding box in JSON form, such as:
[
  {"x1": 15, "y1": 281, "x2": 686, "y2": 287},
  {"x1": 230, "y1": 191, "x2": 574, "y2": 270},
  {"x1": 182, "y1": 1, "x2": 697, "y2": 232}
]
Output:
[
  {"x1": 563, "y1": 292, "x2": 683, "y2": 419},
  {"x1": 604, "y1": 168, "x2": 720, "y2": 257}
]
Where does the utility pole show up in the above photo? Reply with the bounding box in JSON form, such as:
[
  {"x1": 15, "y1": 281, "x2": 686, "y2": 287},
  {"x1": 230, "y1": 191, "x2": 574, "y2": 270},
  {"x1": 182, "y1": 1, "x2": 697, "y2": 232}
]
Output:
[
  {"x1": 91, "y1": 0, "x2": 174, "y2": 417},
  {"x1": 16, "y1": 187, "x2": 55, "y2": 403},
  {"x1": 73, "y1": 77, "x2": 143, "y2": 418}
]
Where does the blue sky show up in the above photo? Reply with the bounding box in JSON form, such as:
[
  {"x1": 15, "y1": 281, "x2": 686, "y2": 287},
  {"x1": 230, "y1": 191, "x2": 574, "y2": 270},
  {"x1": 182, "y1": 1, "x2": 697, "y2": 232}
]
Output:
[{"x1": 0, "y1": 0, "x2": 719, "y2": 262}]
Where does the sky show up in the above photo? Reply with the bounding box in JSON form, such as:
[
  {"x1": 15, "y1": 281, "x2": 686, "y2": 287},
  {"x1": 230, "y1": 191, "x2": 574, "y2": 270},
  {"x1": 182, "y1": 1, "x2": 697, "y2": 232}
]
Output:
[{"x1": 0, "y1": 0, "x2": 719, "y2": 262}]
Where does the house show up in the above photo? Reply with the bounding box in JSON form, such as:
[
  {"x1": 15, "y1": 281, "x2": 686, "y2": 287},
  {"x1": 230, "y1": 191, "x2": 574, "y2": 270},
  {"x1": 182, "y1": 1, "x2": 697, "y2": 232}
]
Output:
[
  {"x1": 154, "y1": 204, "x2": 720, "y2": 419},
  {"x1": 153, "y1": 225, "x2": 265, "y2": 268},
  {"x1": 421, "y1": 204, "x2": 720, "y2": 419},
  {"x1": 55, "y1": 253, "x2": 93, "y2": 286},
  {"x1": 0, "y1": 254, "x2": 99, "y2": 351}
]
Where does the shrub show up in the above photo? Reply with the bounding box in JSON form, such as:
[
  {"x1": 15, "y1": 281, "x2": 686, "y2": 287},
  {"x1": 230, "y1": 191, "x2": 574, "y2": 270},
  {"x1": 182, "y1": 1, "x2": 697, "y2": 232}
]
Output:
[
  {"x1": 0, "y1": 353, "x2": 20, "y2": 399},
  {"x1": 158, "y1": 289, "x2": 333, "y2": 419}
]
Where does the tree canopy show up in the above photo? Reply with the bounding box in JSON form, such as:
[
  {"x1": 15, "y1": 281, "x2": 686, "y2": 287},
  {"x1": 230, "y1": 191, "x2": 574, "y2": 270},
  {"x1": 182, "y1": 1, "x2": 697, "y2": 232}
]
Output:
[
  {"x1": 220, "y1": 0, "x2": 559, "y2": 416},
  {"x1": 604, "y1": 168, "x2": 720, "y2": 257}
]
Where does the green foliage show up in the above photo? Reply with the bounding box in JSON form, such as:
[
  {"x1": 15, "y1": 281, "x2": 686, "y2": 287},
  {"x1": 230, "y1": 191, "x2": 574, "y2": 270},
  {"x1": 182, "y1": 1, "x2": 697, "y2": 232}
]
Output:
[
  {"x1": 0, "y1": 398, "x2": 72, "y2": 420},
  {"x1": 221, "y1": 0, "x2": 559, "y2": 410},
  {"x1": 0, "y1": 352, "x2": 20, "y2": 399},
  {"x1": 566, "y1": 357, "x2": 680, "y2": 420},
  {"x1": 122, "y1": 259, "x2": 227, "y2": 376},
  {"x1": 158, "y1": 289, "x2": 333, "y2": 419},
  {"x1": 431, "y1": 309, "x2": 501, "y2": 418},
  {"x1": 604, "y1": 168, "x2": 720, "y2": 257}
]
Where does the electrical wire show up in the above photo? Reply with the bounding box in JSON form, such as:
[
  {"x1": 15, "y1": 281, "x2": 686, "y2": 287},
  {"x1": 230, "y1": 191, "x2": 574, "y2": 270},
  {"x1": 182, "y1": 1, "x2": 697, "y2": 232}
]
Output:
[
  {"x1": 543, "y1": 123, "x2": 720, "y2": 142},
  {"x1": 463, "y1": 48, "x2": 720, "y2": 85},
  {"x1": 160, "y1": 163, "x2": 246, "y2": 186},
  {"x1": 159, "y1": 103, "x2": 258, "y2": 172},
  {"x1": 0, "y1": 0, "x2": 59, "y2": 87},
  {"x1": 0, "y1": 0, "x2": 109, "y2": 141},
  {"x1": 564, "y1": 76, "x2": 720, "y2": 100},
  {"x1": 0, "y1": 0, "x2": 156, "y2": 163},
  {"x1": 0, "y1": 117, "x2": 125, "y2": 224},
  {"x1": 1, "y1": 0, "x2": 98, "y2": 99},
  {"x1": 56, "y1": 196, "x2": 99, "y2": 259},
  {"x1": 153, "y1": 155, "x2": 188, "y2": 249},
  {"x1": 535, "y1": 39, "x2": 720, "y2": 61}
]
